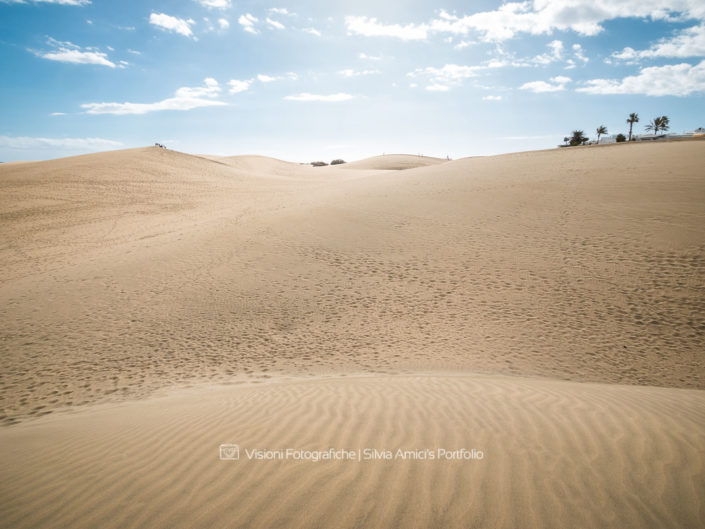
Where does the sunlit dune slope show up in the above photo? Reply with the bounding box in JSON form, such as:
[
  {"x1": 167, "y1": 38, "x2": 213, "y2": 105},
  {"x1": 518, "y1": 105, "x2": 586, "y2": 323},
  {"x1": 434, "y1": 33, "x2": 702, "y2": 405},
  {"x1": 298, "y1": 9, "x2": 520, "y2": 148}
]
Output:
[{"x1": 1, "y1": 142, "x2": 704, "y2": 425}]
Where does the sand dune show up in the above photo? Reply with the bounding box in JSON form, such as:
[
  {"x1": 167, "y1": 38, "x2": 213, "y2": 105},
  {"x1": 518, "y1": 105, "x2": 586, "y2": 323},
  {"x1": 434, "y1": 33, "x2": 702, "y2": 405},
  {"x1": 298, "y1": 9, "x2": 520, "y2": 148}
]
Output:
[
  {"x1": 1, "y1": 375, "x2": 703, "y2": 529},
  {"x1": 338, "y1": 153, "x2": 447, "y2": 170},
  {"x1": 2, "y1": 142, "x2": 704, "y2": 425},
  {"x1": 1, "y1": 141, "x2": 704, "y2": 528}
]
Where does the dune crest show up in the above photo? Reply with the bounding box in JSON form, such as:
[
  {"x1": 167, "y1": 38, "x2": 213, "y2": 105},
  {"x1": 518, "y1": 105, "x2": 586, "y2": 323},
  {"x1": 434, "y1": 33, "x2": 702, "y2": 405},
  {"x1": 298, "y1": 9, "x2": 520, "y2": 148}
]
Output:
[{"x1": 338, "y1": 153, "x2": 448, "y2": 170}]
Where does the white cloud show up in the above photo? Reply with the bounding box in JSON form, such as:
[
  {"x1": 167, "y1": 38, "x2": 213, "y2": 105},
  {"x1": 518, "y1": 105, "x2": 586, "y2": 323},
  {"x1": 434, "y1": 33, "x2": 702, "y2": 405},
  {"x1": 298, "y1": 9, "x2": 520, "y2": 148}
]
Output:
[
  {"x1": 2, "y1": 0, "x2": 90, "y2": 5},
  {"x1": 50, "y1": 112, "x2": 66, "y2": 116},
  {"x1": 454, "y1": 40, "x2": 475, "y2": 49},
  {"x1": 284, "y1": 93, "x2": 355, "y2": 102},
  {"x1": 253, "y1": 72, "x2": 298, "y2": 83},
  {"x1": 269, "y1": 8, "x2": 292, "y2": 16},
  {"x1": 302, "y1": 27, "x2": 321, "y2": 36},
  {"x1": 238, "y1": 13, "x2": 259, "y2": 34},
  {"x1": 339, "y1": 68, "x2": 379, "y2": 77},
  {"x1": 345, "y1": 16, "x2": 428, "y2": 41},
  {"x1": 218, "y1": 18, "x2": 229, "y2": 30},
  {"x1": 228, "y1": 78, "x2": 252, "y2": 93},
  {"x1": 520, "y1": 75, "x2": 571, "y2": 92},
  {"x1": 150, "y1": 13, "x2": 195, "y2": 39},
  {"x1": 566, "y1": 43, "x2": 590, "y2": 68},
  {"x1": 532, "y1": 40, "x2": 563, "y2": 65},
  {"x1": 408, "y1": 62, "x2": 504, "y2": 90},
  {"x1": 34, "y1": 38, "x2": 116, "y2": 67},
  {"x1": 346, "y1": 3, "x2": 705, "y2": 43},
  {"x1": 194, "y1": 0, "x2": 230, "y2": 8},
  {"x1": 578, "y1": 59, "x2": 705, "y2": 96},
  {"x1": 0, "y1": 136, "x2": 122, "y2": 150},
  {"x1": 411, "y1": 64, "x2": 480, "y2": 80},
  {"x1": 426, "y1": 84, "x2": 451, "y2": 92},
  {"x1": 266, "y1": 18, "x2": 285, "y2": 30},
  {"x1": 612, "y1": 23, "x2": 705, "y2": 62},
  {"x1": 81, "y1": 78, "x2": 227, "y2": 115},
  {"x1": 482, "y1": 95, "x2": 502, "y2": 100},
  {"x1": 573, "y1": 44, "x2": 589, "y2": 62},
  {"x1": 359, "y1": 52, "x2": 382, "y2": 61}
]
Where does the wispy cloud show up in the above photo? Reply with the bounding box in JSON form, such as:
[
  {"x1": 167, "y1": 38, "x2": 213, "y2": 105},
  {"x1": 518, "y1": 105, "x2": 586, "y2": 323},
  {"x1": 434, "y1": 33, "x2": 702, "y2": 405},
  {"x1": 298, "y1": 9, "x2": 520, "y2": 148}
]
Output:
[
  {"x1": 302, "y1": 27, "x2": 321, "y2": 37},
  {"x1": 345, "y1": 16, "x2": 428, "y2": 40},
  {"x1": 520, "y1": 75, "x2": 571, "y2": 93},
  {"x1": 228, "y1": 79, "x2": 252, "y2": 93},
  {"x1": 193, "y1": 0, "x2": 230, "y2": 9},
  {"x1": 284, "y1": 93, "x2": 355, "y2": 102},
  {"x1": 266, "y1": 18, "x2": 285, "y2": 30},
  {"x1": 531, "y1": 40, "x2": 563, "y2": 65},
  {"x1": 578, "y1": 59, "x2": 705, "y2": 96},
  {"x1": 259, "y1": 72, "x2": 298, "y2": 83},
  {"x1": 32, "y1": 37, "x2": 116, "y2": 67},
  {"x1": 408, "y1": 62, "x2": 504, "y2": 91},
  {"x1": 2, "y1": 0, "x2": 91, "y2": 5},
  {"x1": 238, "y1": 13, "x2": 259, "y2": 34},
  {"x1": 482, "y1": 95, "x2": 502, "y2": 101},
  {"x1": 150, "y1": 13, "x2": 196, "y2": 39},
  {"x1": 345, "y1": 3, "x2": 705, "y2": 43},
  {"x1": 359, "y1": 52, "x2": 383, "y2": 61},
  {"x1": 0, "y1": 135, "x2": 122, "y2": 150},
  {"x1": 339, "y1": 69, "x2": 379, "y2": 77},
  {"x1": 81, "y1": 78, "x2": 226, "y2": 115},
  {"x1": 611, "y1": 23, "x2": 705, "y2": 61}
]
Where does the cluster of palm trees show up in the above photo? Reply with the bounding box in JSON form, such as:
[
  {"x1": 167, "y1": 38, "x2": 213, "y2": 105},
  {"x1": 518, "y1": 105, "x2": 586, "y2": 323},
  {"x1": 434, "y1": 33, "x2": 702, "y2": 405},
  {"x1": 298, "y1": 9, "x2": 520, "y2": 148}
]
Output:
[{"x1": 564, "y1": 112, "x2": 671, "y2": 146}]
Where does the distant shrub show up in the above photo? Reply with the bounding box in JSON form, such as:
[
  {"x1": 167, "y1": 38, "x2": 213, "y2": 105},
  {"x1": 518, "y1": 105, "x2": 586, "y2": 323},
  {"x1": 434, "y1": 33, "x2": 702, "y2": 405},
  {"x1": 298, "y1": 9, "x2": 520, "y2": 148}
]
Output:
[
  {"x1": 615, "y1": 133, "x2": 626, "y2": 143},
  {"x1": 311, "y1": 161, "x2": 328, "y2": 167},
  {"x1": 330, "y1": 159, "x2": 346, "y2": 165}
]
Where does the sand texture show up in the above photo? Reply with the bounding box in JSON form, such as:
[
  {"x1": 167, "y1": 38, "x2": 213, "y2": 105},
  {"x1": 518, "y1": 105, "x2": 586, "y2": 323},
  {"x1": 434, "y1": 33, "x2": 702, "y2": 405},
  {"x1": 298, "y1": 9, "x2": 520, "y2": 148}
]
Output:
[
  {"x1": 1, "y1": 375, "x2": 704, "y2": 529},
  {"x1": 1, "y1": 141, "x2": 704, "y2": 528}
]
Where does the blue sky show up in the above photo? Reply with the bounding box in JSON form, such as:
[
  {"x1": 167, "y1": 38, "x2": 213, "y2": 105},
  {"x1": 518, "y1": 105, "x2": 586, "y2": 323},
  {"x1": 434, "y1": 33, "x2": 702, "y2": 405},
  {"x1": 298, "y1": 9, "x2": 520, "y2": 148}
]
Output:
[{"x1": 1, "y1": 0, "x2": 704, "y2": 162}]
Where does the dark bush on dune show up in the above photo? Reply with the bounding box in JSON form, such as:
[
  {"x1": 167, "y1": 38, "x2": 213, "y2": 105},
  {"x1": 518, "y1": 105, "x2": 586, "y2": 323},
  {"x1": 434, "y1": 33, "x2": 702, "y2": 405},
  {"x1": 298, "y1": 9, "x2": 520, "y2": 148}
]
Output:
[
  {"x1": 331, "y1": 159, "x2": 346, "y2": 165},
  {"x1": 311, "y1": 161, "x2": 328, "y2": 167}
]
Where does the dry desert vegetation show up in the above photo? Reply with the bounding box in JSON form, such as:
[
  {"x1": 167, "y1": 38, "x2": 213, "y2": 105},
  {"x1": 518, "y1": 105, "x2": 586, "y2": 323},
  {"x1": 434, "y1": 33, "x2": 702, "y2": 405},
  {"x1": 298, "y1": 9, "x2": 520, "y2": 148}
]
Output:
[{"x1": 0, "y1": 140, "x2": 704, "y2": 528}]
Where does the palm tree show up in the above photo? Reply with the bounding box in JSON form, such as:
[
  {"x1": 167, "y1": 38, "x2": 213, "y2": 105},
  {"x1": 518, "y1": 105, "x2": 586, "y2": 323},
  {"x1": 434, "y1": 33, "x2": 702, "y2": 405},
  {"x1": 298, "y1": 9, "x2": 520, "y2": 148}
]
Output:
[
  {"x1": 596, "y1": 125, "x2": 607, "y2": 143},
  {"x1": 626, "y1": 113, "x2": 639, "y2": 141},
  {"x1": 658, "y1": 115, "x2": 670, "y2": 133},
  {"x1": 563, "y1": 136, "x2": 569, "y2": 145},
  {"x1": 569, "y1": 130, "x2": 588, "y2": 146},
  {"x1": 645, "y1": 115, "x2": 670, "y2": 136}
]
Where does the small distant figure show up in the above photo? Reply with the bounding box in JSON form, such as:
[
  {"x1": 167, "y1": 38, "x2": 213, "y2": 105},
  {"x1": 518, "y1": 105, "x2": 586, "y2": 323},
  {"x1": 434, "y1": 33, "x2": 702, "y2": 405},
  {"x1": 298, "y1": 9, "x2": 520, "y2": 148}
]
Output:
[{"x1": 154, "y1": 142, "x2": 167, "y2": 149}]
